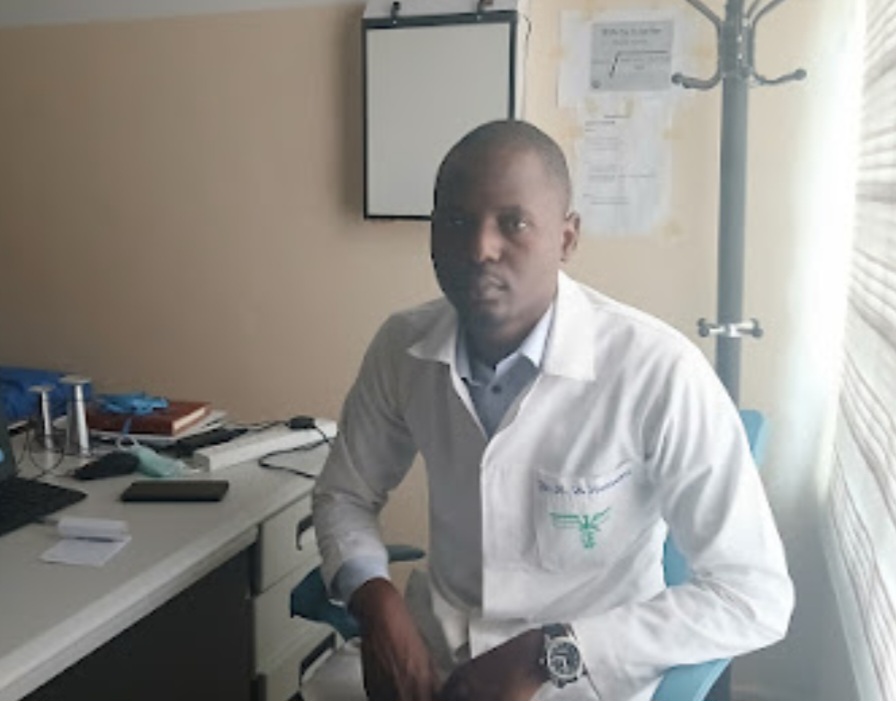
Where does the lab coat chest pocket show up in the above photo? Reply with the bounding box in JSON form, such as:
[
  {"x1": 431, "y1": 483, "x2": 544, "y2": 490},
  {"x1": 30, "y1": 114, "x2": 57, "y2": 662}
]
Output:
[{"x1": 534, "y1": 462, "x2": 641, "y2": 573}]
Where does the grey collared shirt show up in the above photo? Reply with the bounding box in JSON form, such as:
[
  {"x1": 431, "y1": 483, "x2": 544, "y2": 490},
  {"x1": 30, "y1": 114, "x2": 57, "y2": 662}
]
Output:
[{"x1": 455, "y1": 305, "x2": 554, "y2": 438}]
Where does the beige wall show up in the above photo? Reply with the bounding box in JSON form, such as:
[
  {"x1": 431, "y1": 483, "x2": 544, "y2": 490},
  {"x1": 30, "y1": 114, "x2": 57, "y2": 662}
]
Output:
[
  {"x1": 0, "y1": 2, "x2": 861, "y2": 699},
  {"x1": 0, "y1": 4, "x2": 437, "y2": 421},
  {"x1": 523, "y1": 0, "x2": 720, "y2": 339},
  {"x1": 0, "y1": 1, "x2": 435, "y2": 590}
]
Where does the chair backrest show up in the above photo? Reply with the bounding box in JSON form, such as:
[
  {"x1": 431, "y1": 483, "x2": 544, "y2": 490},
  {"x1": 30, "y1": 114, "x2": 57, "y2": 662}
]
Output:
[
  {"x1": 663, "y1": 409, "x2": 767, "y2": 587},
  {"x1": 654, "y1": 409, "x2": 767, "y2": 701},
  {"x1": 290, "y1": 544, "x2": 425, "y2": 640}
]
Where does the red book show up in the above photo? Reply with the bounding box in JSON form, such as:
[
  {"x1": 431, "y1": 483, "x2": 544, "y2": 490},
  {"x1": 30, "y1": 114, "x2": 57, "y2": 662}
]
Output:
[{"x1": 86, "y1": 400, "x2": 211, "y2": 436}]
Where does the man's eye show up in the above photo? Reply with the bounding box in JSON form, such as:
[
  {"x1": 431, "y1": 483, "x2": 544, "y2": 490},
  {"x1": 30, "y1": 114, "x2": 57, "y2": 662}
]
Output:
[{"x1": 499, "y1": 215, "x2": 529, "y2": 233}]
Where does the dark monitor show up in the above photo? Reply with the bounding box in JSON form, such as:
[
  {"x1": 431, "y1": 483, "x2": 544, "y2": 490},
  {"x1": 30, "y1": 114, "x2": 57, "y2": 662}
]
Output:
[
  {"x1": 0, "y1": 401, "x2": 87, "y2": 538},
  {"x1": 0, "y1": 402, "x2": 17, "y2": 481}
]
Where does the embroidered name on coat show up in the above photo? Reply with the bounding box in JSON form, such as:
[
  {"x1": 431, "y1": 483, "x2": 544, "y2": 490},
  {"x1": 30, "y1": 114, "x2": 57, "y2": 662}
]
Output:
[{"x1": 537, "y1": 468, "x2": 632, "y2": 497}]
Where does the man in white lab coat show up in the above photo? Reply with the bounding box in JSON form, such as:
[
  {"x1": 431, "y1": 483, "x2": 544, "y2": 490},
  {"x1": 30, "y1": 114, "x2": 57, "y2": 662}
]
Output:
[{"x1": 312, "y1": 120, "x2": 794, "y2": 701}]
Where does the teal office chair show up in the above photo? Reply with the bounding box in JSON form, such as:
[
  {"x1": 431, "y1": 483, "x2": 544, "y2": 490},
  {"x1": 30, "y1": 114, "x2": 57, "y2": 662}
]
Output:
[
  {"x1": 291, "y1": 545, "x2": 425, "y2": 701},
  {"x1": 290, "y1": 543, "x2": 426, "y2": 642},
  {"x1": 293, "y1": 409, "x2": 768, "y2": 701}
]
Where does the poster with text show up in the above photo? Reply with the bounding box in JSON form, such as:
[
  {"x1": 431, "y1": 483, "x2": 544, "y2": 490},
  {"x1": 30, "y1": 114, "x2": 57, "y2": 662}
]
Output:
[{"x1": 559, "y1": 11, "x2": 692, "y2": 237}]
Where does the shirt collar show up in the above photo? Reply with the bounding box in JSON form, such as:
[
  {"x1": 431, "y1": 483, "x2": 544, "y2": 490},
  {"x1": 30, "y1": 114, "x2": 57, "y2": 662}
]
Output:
[{"x1": 455, "y1": 303, "x2": 555, "y2": 383}]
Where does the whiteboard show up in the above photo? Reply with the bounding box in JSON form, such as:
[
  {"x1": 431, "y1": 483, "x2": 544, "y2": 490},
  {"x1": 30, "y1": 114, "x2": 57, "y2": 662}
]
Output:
[{"x1": 363, "y1": 14, "x2": 518, "y2": 219}]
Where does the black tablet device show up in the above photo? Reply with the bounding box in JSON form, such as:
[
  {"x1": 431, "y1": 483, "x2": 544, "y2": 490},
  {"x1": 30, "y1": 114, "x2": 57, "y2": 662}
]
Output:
[{"x1": 120, "y1": 479, "x2": 229, "y2": 502}]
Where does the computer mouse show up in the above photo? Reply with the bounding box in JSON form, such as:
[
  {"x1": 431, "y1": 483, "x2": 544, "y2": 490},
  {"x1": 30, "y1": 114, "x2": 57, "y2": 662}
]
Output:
[{"x1": 73, "y1": 451, "x2": 140, "y2": 480}]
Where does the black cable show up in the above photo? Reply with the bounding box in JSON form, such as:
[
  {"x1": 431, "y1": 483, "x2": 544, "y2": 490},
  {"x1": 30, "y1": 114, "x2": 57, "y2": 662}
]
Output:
[
  {"x1": 14, "y1": 419, "x2": 67, "y2": 479},
  {"x1": 235, "y1": 419, "x2": 281, "y2": 432},
  {"x1": 256, "y1": 460, "x2": 318, "y2": 479},
  {"x1": 312, "y1": 425, "x2": 332, "y2": 447},
  {"x1": 13, "y1": 419, "x2": 31, "y2": 465},
  {"x1": 257, "y1": 448, "x2": 323, "y2": 479},
  {"x1": 27, "y1": 427, "x2": 68, "y2": 477},
  {"x1": 256, "y1": 424, "x2": 332, "y2": 476}
]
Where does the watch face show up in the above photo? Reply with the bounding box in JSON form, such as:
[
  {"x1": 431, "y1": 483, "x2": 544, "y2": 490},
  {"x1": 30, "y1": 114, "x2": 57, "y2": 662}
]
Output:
[{"x1": 547, "y1": 639, "x2": 582, "y2": 681}]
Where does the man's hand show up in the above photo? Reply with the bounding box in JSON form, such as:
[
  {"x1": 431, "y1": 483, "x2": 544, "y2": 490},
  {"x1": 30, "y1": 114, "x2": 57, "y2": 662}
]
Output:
[
  {"x1": 350, "y1": 577, "x2": 440, "y2": 701},
  {"x1": 437, "y1": 628, "x2": 546, "y2": 701}
]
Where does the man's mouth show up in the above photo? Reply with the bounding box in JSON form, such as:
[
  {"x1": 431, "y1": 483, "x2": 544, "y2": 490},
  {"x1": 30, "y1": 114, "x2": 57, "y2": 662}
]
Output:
[{"x1": 467, "y1": 274, "x2": 506, "y2": 301}]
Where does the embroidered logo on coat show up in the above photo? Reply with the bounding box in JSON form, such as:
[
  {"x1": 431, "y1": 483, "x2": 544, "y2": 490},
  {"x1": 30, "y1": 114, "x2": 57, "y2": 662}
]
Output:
[{"x1": 549, "y1": 509, "x2": 611, "y2": 549}]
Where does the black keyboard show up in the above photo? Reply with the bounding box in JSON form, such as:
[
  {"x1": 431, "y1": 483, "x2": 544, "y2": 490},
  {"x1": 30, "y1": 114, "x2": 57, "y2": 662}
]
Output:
[{"x1": 0, "y1": 476, "x2": 87, "y2": 537}]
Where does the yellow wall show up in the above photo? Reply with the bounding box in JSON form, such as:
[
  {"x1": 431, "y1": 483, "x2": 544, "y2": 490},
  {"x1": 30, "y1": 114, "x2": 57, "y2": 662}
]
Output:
[{"x1": 0, "y1": 2, "x2": 861, "y2": 699}]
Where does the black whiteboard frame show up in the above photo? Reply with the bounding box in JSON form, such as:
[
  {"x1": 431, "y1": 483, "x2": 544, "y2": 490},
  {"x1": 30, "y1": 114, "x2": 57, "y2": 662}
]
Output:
[{"x1": 362, "y1": 10, "x2": 519, "y2": 220}]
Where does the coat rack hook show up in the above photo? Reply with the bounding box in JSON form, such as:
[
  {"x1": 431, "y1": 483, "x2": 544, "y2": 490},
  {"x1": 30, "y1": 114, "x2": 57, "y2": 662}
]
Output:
[
  {"x1": 475, "y1": 0, "x2": 493, "y2": 18},
  {"x1": 748, "y1": 0, "x2": 807, "y2": 86},
  {"x1": 672, "y1": 0, "x2": 723, "y2": 91}
]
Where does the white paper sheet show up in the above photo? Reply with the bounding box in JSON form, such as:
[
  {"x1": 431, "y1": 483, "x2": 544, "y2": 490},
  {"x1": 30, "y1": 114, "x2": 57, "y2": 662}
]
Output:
[
  {"x1": 557, "y1": 9, "x2": 701, "y2": 237},
  {"x1": 559, "y1": 10, "x2": 692, "y2": 107},
  {"x1": 589, "y1": 20, "x2": 674, "y2": 92},
  {"x1": 41, "y1": 536, "x2": 132, "y2": 567},
  {"x1": 573, "y1": 100, "x2": 669, "y2": 236}
]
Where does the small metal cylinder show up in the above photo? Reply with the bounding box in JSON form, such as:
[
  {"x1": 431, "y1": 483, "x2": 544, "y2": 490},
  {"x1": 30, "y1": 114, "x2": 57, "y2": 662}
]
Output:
[
  {"x1": 28, "y1": 384, "x2": 56, "y2": 451},
  {"x1": 61, "y1": 375, "x2": 92, "y2": 457}
]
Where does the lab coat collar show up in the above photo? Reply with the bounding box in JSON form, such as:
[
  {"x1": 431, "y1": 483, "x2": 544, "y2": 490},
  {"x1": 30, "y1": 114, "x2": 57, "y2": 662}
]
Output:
[
  {"x1": 542, "y1": 271, "x2": 598, "y2": 381},
  {"x1": 407, "y1": 301, "x2": 458, "y2": 366},
  {"x1": 407, "y1": 272, "x2": 597, "y2": 382}
]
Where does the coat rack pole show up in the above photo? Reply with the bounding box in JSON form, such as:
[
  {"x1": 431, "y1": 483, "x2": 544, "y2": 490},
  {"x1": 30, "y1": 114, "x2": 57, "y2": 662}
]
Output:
[
  {"x1": 679, "y1": 0, "x2": 804, "y2": 406},
  {"x1": 716, "y1": 0, "x2": 749, "y2": 404},
  {"x1": 673, "y1": 0, "x2": 805, "y2": 697}
]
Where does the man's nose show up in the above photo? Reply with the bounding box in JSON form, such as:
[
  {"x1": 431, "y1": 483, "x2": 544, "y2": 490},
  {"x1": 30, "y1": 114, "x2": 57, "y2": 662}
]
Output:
[{"x1": 469, "y1": 218, "x2": 502, "y2": 263}]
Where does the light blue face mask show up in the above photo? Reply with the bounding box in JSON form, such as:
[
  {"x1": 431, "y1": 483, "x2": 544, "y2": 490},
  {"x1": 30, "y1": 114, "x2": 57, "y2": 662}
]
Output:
[{"x1": 115, "y1": 436, "x2": 186, "y2": 478}]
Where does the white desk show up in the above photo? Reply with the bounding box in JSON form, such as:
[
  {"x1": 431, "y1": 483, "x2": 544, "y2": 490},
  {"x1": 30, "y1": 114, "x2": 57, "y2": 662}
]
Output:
[{"x1": 0, "y1": 441, "x2": 333, "y2": 701}]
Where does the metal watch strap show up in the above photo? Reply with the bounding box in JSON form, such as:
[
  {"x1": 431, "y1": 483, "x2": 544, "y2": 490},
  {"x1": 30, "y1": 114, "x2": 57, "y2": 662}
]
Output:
[{"x1": 543, "y1": 623, "x2": 569, "y2": 638}]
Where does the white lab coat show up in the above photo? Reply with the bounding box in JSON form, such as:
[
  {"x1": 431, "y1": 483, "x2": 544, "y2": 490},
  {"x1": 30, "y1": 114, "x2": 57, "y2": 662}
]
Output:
[{"x1": 313, "y1": 273, "x2": 794, "y2": 701}]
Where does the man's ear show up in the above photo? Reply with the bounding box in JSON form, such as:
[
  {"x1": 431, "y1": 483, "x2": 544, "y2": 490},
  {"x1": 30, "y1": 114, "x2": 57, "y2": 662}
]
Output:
[{"x1": 560, "y1": 212, "x2": 580, "y2": 262}]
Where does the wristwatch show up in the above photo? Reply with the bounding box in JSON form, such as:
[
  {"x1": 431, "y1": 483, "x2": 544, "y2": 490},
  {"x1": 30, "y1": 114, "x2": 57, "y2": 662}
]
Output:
[{"x1": 540, "y1": 623, "x2": 585, "y2": 688}]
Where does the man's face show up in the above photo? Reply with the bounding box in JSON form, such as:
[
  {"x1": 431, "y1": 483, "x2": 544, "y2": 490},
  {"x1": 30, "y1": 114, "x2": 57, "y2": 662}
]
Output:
[{"x1": 430, "y1": 146, "x2": 579, "y2": 349}]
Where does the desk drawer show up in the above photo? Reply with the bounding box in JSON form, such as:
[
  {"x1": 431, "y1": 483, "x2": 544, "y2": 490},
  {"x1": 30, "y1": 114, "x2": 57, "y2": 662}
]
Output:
[
  {"x1": 254, "y1": 557, "x2": 330, "y2": 669},
  {"x1": 254, "y1": 495, "x2": 318, "y2": 593}
]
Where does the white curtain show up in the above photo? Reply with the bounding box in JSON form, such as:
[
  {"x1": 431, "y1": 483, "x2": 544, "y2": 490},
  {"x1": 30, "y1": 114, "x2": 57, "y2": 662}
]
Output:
[{"x1": 824, "y1": 1, "x2": 896, "y2": 699}]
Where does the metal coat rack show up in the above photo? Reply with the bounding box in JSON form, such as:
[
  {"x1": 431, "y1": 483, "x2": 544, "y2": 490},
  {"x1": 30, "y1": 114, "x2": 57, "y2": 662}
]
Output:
[{"x1": 679, "y1": 0, "x2": 806, "y2": 406}]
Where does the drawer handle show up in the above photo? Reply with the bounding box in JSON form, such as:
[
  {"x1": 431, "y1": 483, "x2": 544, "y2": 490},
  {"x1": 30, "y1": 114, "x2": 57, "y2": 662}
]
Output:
[{"x1": 296, "y1": 514, "x2": 314, "y2": 550}]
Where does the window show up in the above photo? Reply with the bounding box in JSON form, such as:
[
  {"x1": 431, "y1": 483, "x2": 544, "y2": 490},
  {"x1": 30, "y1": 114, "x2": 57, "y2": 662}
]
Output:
[{"x1": 826, "y1": 2, "x2": 896, "y2": 699}]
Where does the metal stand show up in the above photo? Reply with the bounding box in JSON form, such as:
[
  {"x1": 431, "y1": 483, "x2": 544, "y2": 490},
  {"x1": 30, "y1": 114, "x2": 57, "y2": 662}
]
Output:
[
  {"x1": 60, "y1": 375, "x2": 92, "y2": 458},
  {"x1": 28, "y1": 384, "x2": 57, "y2": 451},
  {"x1": 676, "y1": 0, "x2": 805, "y2": 404}
]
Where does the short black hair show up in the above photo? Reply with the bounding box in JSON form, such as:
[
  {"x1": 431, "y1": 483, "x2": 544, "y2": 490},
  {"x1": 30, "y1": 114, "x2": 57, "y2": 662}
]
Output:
[{"x1": 434, "y1": 120, "x2": 573, "y2": 210}]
